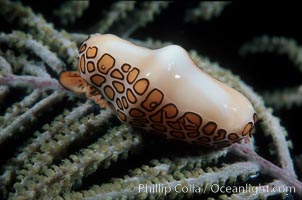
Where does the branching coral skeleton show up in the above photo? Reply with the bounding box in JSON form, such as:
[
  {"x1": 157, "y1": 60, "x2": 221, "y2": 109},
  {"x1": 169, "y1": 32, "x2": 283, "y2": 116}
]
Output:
[{"x1": 0, "y1": 1, "x2": 301, "y2": 200}]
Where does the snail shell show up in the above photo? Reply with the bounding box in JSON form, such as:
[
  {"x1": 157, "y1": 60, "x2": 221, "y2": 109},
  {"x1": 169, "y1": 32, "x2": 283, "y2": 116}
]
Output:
[{"x1": 59, "y1": 34, "x2": 257, "y2": 148}]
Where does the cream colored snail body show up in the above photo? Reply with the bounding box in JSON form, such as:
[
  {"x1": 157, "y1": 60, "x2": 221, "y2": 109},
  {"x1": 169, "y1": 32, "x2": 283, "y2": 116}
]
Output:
[{"x1": 59, "y1": 34, "x2": 257, "y2": 148}]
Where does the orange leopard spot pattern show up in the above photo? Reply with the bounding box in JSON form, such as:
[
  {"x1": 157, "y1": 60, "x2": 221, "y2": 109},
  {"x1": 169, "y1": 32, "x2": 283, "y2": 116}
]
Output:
[{"x1": 65, "y1": 34, "x2": 257, "y2": 149}]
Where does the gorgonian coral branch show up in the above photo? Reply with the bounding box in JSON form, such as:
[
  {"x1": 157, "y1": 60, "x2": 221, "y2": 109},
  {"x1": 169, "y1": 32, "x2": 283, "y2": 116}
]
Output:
[
  {"x1": 0, "y1": 91, "x2": 65, "y2": 144},
  {"x1": 11, "y1": 124, "x2": 142, "y2": 199},
  {"x1": 118, "y1": 2, "x2": 170, "y2": 37},
  {"x1": 125, "y1": 149, "x2": 228, "y2": 185},
  {"x1": 239, "y1": 35, "x2": 302, "y2": 73},
  {"x1": 0, "y1": 74, "x2": 62, "y2": 91},
  {"x1": 89, "y1": 1, "x2": 136, "y2": 33},
  {"x1": 263, "y1": 86, "x2": 302, "y2": 109},
  {"x1": 69, "y1": 33, "x2": 88, "y2": 46},
  {"x1": 53, "y1": 0, "x2": 90, "y2": 26},
  {"x1": 0, "y1": 101, "x2": 93, "y2": 196},
  {"x1": 4, "y1": 108, "x2": 113, "y2": 198},
  {"x1": 0, "y1": 0, "x2": 78, "y2": 67},
  {"x1": 0, "y1": 56, "x2": 12, "y2": 75},
  {"x1": 64, "y1": 161, "x2": 259, "y2": 199},
  {"x1": 0, "y1": 89, "x2": 41, "y2": 128},
  {"x1": 185, "y1": 2, "x2": 231, "y2": 22},
  {"x1": 0, "y1": 31, "x2": 65, "y2": 74},
  {"x1": 15, "y1": 107, "x2": 108, "y2": 172},
  {"x1": 229, "y1": 143, "x2": 302, "y2": 196},
  {"x1": 0, "y1": 56, "x2": 12, "y2": 103}
]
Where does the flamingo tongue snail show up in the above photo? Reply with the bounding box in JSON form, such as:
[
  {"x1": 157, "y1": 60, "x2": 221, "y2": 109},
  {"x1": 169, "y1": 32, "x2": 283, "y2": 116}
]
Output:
[{"x1": 59, "y1": 34, "x2": 257, "y2": 148}]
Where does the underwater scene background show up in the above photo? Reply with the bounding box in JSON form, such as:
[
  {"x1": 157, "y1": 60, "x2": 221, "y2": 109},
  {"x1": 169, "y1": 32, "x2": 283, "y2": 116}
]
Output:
[{"x1": 0, "y1": 1, "x2": 301, "y2": 199}]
